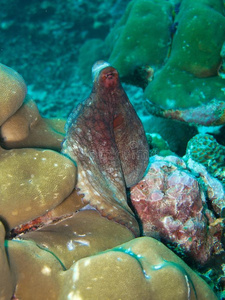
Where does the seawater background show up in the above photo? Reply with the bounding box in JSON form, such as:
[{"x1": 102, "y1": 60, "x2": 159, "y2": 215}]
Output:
[
  {"x1": 0, "y1": 0, "x2": 138, "y2": 119},
  {"x1": 0, "y1": 0, "x2": 204, "y2": 155}
]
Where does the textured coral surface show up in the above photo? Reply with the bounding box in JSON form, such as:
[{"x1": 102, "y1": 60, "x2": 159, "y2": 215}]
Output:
[
  {"x1": 0, "y1": 0, "x2": 225, "y2": 298},
  {"x1": 0, "y1": 61, "x2": 220, "y2": 299},
  {"x1": 130, "y1": 155, "x2": 223, "y2": 264}
]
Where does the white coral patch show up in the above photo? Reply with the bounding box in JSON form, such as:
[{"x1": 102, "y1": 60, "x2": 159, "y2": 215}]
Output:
[
  {"x1": 93, "y1": 190, "x2": 100, "y2": 196},
  {"x1": 72, "y1": 264, "x2": 80, "y2": 282},
  {"x1": 41, "y1": 265, "x2": 51, "y2": 276},
  {"x1": 67, "y1": 291, "x2": 83, "y2": 300},
  {"x1": 67, "y1": 240, "x2": 75, "y2": 251},
  {"x1": 11, "y1": 210, "x2": 18, "y2": 216},
  {"x1": 84, "y1": 258, "x2": 91, "y2": 267}
]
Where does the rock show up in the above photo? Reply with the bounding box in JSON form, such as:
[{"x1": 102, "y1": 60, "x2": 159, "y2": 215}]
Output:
[{"x1": 130, "y1": 155, "x2": 223, "y2": 264}]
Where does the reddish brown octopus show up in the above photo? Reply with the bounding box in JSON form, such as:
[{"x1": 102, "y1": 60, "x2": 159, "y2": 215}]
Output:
[{"x1": 62, "y1": 61, "x2": 149, "y2": 236}]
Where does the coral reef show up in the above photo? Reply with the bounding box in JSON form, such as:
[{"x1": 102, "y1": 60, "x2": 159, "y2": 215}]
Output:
[
  {"x1": 185, "y1": 134, "x2": 225, "y2": 189},
  {"x1": 106, "y1": 0, "x2": 174, "y2": 83},
  {"x1": 143, "y1": 0, "x2": 225, "y2": 125},
  {"x1": 0, "y1": 61, "x2": 219, "y2": 299},
  {"x1": 86, "y1": 0, "x2": 225, "y2": 126},
  {"x1": 130, "y1": 155, "x2": 224, "y2": 264},
  {"x1": 20, "y1": 210, "x2": 135, "y2": 269},
  {"x1": 0, "y1": 0, "x2": 224, "y2": 292},
  {"x1": 0, "y1": 222, "x2": 14, "y2": 299},
  {"x1": 78, "y1": 39, "x2": 108, "y2": 84},
  {"x1": 0, "y1": 0, "x2": 129, "y2": 118},
  {"x1": 59, "y1": 237, "x2": 218, "y2": 300},
  {"x1": 143, "y1": 115, "x2": 197, "y2": 155},
  {"x1": 0, "y1": 62, "x2": 76, "y2": 232},
  {"x1": 0, "y1": 63, "x2": 66, "y2": 151}
]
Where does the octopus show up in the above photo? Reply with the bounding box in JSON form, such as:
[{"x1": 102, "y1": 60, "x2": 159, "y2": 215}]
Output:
[{"x1": 62, "y1": 61, "x2": 149, "y2": 236}]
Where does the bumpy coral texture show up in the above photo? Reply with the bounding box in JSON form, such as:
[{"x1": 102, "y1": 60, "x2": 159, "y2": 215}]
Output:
[
  {"x1": 0, "y1": 62, "x2": 66, "y2": 151},
  {"x1": 107, "y1": 0, "x2": 173, "y2": 80},
  {"x1": 145, "y1": 0, "x2": 225, "y2": 125},
  {"x1": 130, "y1": 155, "x2": 223, "y2": 264},
  {"x1": 185, "y1": 133, "x2": 225, "y2": 215},
  {"x1": 101, "y1": 0, "x2": 225, "y2": 125},
  {"x1": 62, "y1": 61, "x2": 149, "y2": 236},
  {"x1": 0, "y1": 62, "x2": 218, "y2": 300},
  {"x1": 186, "y1": 134, "x2": 225, "y2": 186},
  {"x1": 60, "y1": 237, "x2": 218, "y2": 300}
]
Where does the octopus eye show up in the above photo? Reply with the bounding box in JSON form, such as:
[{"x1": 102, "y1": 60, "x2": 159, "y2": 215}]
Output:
[
  {"x1": 101, "y1": 69, "x2": 119, "y2": 88},
  {"x1": 105, "y1": 72, "x2": 114, "y2": 80}
]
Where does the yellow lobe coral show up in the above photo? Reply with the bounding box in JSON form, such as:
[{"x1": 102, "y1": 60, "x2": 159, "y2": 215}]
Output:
[
  {"x1": 20, "y1": 210, "x2": 134, "y2": 269},
  {"x1": 0, "y1": 147, "x2": 76, "y2": 229},
  {"x1": 0, "y1": 63, "x2": 27, "y2": 126},
  {"x1": 60, "y1": 237, "x2": 217, "y2": 300},
  {"x1": 0, "y1": 222, "x2": 14, "y2": 300},
  {"x1": 0, "y1": 96, "x2": 65, "y2": 151},
  {"x1": 4, "y1": 234, "x2": 217, "y2": 299},
  {"x1": 6, "y1": 237, "x2": 62, "y2": 299}
]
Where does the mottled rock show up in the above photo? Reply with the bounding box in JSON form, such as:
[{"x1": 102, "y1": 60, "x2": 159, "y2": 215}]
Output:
[
  {"x1": 186, "y1": 156, "x2": 225, "y2": 217},
  {"x1": 130, "y1": 155, "x2": 223, "y2": 264}
]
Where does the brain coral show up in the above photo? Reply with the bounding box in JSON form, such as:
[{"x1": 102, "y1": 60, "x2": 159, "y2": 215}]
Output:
[
  {"x1": 185, "y1": 133, "x2": 225, "y2": 186},
  {"x1": 185, "y1": 133, "x2": 225, "y2": 215}
]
